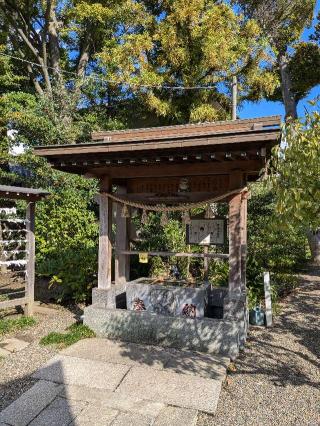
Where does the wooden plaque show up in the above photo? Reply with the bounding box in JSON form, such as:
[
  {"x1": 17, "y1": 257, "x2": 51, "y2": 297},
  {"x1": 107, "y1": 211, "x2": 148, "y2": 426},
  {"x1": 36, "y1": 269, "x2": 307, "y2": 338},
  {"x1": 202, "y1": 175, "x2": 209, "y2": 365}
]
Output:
[{"x1": 186, "y1": 218, "x2": 226, "y2": 246}]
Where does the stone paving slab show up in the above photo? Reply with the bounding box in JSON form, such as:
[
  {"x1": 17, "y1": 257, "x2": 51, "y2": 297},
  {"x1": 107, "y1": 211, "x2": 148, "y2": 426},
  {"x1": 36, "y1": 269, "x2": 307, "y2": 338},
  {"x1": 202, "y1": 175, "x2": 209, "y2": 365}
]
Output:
[
  {"x1": 61, "y1": 338, "x2": 170, "y2": 369},
  {"x1": 29, "y1": 396, "x2": 87, "y2": 426},
  {"x1": 0, "y1": 380, "x2": 62, "y2": 426},
  {"x1": 164, "y1": 349, "x2": 229, "y2": 380},
  {"x1": 154, "y1": 406, "x2": 198, "y2": 426},
  {"x1": 0, "y1": 338, "x2": 30, "y2": 354},
  {"x1": 70, "y1": 405, "x2": 118, "y2": 426},
  {"x1": 32, "y1": 355, "x2": 129, "y2": 390},
  {"x1": 0, "y1": 348, "x2": 11, "y2": 358},
  {"x1": 60, "y1": 384, "x2": 165, "y2": 417},
  {"x1": 116, "y1": 366, "x2": 222, "y2": 413},
  {"x1": 112, "y1": 412, "x2": 154, "y2": 426}
]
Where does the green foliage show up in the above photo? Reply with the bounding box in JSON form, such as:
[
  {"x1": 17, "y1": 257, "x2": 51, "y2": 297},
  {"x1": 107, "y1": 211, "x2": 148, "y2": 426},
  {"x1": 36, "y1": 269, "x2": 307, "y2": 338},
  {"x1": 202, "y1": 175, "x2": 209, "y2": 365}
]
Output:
[
  {"x1": 208, "y1": 260, "x2": 229, "y2": 287},
  {"x1": 99, "y1": 0, "x2": 276, "y2": 123},
  {"x1": 245, "y1": 183, "x2": 307, "y2": 306},
  {"x1": 36, "y1": 175, "x2": 99, "y2": 302},
  {"x1": 270, "y1": 108, "x2": 320, "y2": 230},
  {"x1": 149, "y1": 256, "x2": 167, "y2": 279},
  {"x1": 40, "y1": 323, "x2": 95, "y2": 348},
  {"x1": 133, "y1": 213, "x2": 193, "y2": 280},
  {"x1": 234, "y1": 0, "x2": 319, "y2": 115},
  {"x1": 289, "y1": 42, "x2": 320, "y2": 102},
  {"x1": 0, "y1": 316, "x2": 36, "y2": 336},
  {"x1": 234, "y1": 0, "x2": 316, "y2": 51}
]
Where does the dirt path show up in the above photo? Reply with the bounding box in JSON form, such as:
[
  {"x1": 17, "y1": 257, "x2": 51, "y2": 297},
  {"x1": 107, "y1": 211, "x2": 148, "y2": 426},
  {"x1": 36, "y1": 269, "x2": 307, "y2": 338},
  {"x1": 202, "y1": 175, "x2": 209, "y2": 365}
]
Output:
[{"x1": 198, "y1": 274, "x2": 320, "y2": 426}]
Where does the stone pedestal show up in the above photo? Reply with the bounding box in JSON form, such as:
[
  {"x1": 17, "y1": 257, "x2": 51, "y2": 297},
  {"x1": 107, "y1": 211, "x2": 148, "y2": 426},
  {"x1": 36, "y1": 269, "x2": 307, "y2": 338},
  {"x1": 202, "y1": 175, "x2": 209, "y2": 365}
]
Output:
[
  {"x1": 92, "y1": 283, "x2": 127, "y2": 309},
  {"x1": 223, "y1": 292, "x2": 248, "y2": 347},
  {"x1": 126, "y1": 278, "x2": 210, "y2": 319},
  {"x1": 84, "y1": 304, "x2": 240, "y2": 358}
]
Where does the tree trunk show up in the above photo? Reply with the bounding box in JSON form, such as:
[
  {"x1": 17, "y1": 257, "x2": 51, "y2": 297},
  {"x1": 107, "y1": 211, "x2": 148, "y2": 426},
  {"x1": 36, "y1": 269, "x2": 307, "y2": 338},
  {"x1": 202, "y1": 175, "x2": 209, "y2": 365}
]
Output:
[
  {"x1": 48, "y1": 5, "x2": 60, "y2": 73},
  {"x1": 77, "y1": 32, "x2": 91, "y2": 78},
  {"x1": 307, "y1": 230, "x2": 320, "y2": 266},
  {"x1": 277, "y1": 53, "x2": 297, "y2": 121}
]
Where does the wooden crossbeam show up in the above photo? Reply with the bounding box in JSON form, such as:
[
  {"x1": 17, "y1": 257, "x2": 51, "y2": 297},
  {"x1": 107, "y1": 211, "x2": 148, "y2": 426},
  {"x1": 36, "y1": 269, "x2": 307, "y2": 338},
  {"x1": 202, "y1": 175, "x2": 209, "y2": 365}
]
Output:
[{"x1": 0, "y1": 297, "x2": 28, "y2": 310}]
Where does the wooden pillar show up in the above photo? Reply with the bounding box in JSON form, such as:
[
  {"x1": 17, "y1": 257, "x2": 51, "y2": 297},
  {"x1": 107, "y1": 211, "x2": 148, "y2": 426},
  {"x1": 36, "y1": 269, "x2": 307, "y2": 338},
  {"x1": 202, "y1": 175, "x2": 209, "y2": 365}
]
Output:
[
  {"x1": 240, "y1": 192, "x2": 248, "y2": 291},
  {"x1": 25, "y1": 201, "x2": 35, "y2": 316},
  {"x1": 228, "y1": 192, "x2": 242, "y2": 295},
  {"x1": 98, "y1": 176, "x2": 112, "y2": 289},
  {"x1": 115, "y1": 185, "x2": 129, "y2": 284}
]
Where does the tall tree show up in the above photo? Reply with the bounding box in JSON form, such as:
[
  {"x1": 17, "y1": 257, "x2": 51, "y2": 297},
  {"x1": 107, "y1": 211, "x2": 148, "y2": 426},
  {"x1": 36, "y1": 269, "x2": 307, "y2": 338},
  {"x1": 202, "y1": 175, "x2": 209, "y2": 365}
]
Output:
[
  {"x1": 98, "y1": 0, "x2": 277, "y2": 123},
  {"x1": 234, "y1": 0, "x2": 320, "y2": 120}
]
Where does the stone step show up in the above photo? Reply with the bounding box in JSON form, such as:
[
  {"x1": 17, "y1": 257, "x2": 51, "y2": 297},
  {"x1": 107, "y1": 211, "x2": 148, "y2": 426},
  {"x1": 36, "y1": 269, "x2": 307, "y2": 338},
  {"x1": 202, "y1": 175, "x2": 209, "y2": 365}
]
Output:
[
  {"x1": 115, "y1": 365, "x2": 221, "y2": 413},
  {"x1": 60, "y1": 384, "x2": 166, "y2": 417},
  {"x1": 32, "y1": 353, "x2": 222, "y2": 414},
  {"x1": 32, "y1": 355, "x2": 130, "y2": 391},
  {"x1": 61, "y1": 337, "x2": 229, "y2": 380},
  {"x1": 1, "y1": 381, "x2": 199, "y2": 426}
]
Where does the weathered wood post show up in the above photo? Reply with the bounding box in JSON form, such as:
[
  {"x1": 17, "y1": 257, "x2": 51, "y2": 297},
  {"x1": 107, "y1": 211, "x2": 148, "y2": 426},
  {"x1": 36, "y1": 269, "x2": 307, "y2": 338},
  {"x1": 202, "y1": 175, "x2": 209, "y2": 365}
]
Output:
[
  {"x1": 115, "y1": 185, "x2": 129, "y2": 284},
  {"x1": 25, "y1": 201, "x2": 35, "y2": 316},
  {"x1": 98, "y1": 176, "x2": 112, "y2": 289},
  {"x1": 240, "y1": 191, "x2": 248, "y2": 291},
  {"x1": 226, "y1": 189, "x2": 248, "y2": 347},
  {"x1": 228, "y1": 192, "x2": 242, "y2": 295}
]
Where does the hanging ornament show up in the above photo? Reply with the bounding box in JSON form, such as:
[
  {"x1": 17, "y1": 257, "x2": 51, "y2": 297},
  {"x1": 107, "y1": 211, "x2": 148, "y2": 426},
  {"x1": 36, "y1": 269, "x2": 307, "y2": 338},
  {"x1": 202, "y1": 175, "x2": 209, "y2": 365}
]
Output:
[
  {"x1": 121, "y1": 204, "x2": 130, "y2": 218},
  {"x1": 182, "y1": 210, "x2": 191, "y2": 225},
  {"x1": 160, "y1": 211, "x2": 169, "y2": 227},
  {"x1": 141, "y1": 209, "x2": 148, "y2": 224}
]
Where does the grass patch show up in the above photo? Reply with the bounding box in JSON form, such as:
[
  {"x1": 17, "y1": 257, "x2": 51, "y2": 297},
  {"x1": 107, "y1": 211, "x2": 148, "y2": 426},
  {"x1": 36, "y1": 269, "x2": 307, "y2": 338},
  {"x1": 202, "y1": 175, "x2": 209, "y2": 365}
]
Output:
[
  {"x1": 40, "y1": 323, "x2": 95, "y2": 348},
  {"x1": 0, "y1": 316, "x2": 37, "y2": 336}
]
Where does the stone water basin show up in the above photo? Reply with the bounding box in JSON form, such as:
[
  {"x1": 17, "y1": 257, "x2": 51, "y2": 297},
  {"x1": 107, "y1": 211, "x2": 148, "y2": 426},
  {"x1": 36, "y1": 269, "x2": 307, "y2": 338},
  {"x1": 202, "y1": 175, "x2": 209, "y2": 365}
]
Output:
[{"x1": 126, "y1": 277, "x2": 210, "y2": 319}]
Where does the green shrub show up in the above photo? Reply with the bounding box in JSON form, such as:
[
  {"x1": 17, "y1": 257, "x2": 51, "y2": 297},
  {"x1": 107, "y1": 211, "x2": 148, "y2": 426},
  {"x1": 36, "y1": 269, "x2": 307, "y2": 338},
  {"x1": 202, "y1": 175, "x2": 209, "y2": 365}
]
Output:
[
  {"x1": 38, "y1": 247, "x2": 98, "y2": 302},
  {"x1": 36, "y1": 175, "x2": 99, "y2": 302}
]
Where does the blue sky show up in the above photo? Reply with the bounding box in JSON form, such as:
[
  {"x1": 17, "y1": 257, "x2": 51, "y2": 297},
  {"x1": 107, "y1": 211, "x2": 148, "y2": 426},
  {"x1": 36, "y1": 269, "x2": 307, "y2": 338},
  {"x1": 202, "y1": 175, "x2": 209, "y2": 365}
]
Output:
[{"x1": 240, "y1": 0, "x2": 320, "y2": 120}]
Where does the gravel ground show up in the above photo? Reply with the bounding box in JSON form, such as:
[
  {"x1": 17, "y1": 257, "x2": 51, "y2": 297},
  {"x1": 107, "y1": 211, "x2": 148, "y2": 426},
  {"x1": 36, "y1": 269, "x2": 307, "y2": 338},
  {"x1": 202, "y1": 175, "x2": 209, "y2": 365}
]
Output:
[
  {"x1": 198, "y1": 273, "x2": 320, "y2": 426},
  {"x1": 0, "y1": 304, "x2": 79, "y2": 411}
]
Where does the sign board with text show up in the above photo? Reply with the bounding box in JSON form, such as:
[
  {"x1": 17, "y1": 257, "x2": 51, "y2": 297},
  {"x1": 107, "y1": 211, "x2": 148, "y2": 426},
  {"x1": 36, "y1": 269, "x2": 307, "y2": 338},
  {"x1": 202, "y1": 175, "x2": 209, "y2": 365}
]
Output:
[{"x1": 186, "y1": 218, "x2": 226, "y2": 246}]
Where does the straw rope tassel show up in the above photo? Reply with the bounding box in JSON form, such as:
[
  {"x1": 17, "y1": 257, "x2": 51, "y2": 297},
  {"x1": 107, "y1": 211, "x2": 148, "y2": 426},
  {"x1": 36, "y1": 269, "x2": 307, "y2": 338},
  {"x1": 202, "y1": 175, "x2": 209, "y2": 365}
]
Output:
[{"x1": 104, "y1": 187, "x2": 247, "y2": 213}]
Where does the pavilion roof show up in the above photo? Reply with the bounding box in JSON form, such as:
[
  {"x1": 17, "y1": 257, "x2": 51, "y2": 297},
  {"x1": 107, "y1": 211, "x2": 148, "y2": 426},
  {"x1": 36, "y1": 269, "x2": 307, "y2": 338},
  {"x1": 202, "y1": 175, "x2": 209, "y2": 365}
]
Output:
[{"x1": 33, "y1": 115, "x2": 281, "y2": 180}]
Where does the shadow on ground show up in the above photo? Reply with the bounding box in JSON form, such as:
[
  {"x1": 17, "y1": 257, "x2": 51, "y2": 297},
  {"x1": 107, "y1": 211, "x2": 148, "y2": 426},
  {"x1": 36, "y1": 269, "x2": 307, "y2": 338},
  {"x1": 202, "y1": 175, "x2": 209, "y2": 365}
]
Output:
[{"x1": 223, "y1": 280, "x2": 320, "y2": 389}]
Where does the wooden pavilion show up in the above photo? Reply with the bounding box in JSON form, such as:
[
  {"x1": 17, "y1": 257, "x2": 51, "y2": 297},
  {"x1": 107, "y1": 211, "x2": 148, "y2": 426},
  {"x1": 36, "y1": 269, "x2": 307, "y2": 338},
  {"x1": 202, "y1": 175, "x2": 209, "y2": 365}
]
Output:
[{"x1": 34, "y1": 116, "x2": 281, "y2": 355}]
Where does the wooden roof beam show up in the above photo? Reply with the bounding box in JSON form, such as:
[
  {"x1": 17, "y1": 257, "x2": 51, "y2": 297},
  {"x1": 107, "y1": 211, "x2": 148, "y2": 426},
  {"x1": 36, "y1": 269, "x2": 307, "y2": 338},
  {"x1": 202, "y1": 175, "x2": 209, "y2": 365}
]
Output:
[{"x1": 87, "y1": 158, "x2": 264, "y2": 179}]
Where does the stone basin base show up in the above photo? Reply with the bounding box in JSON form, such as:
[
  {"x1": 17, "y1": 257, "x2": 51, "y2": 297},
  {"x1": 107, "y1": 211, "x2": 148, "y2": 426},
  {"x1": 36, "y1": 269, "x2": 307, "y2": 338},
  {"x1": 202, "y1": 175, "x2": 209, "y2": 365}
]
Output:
[
  {"x1": 126, "y1": 278, "x2": 210, "y2": 319},
  {"x1": 89, "y1": 285, "x2": 248, "y2": 358},
  {"x1": 84, "y1": 304, "x2": 240, "y2": 359}
]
